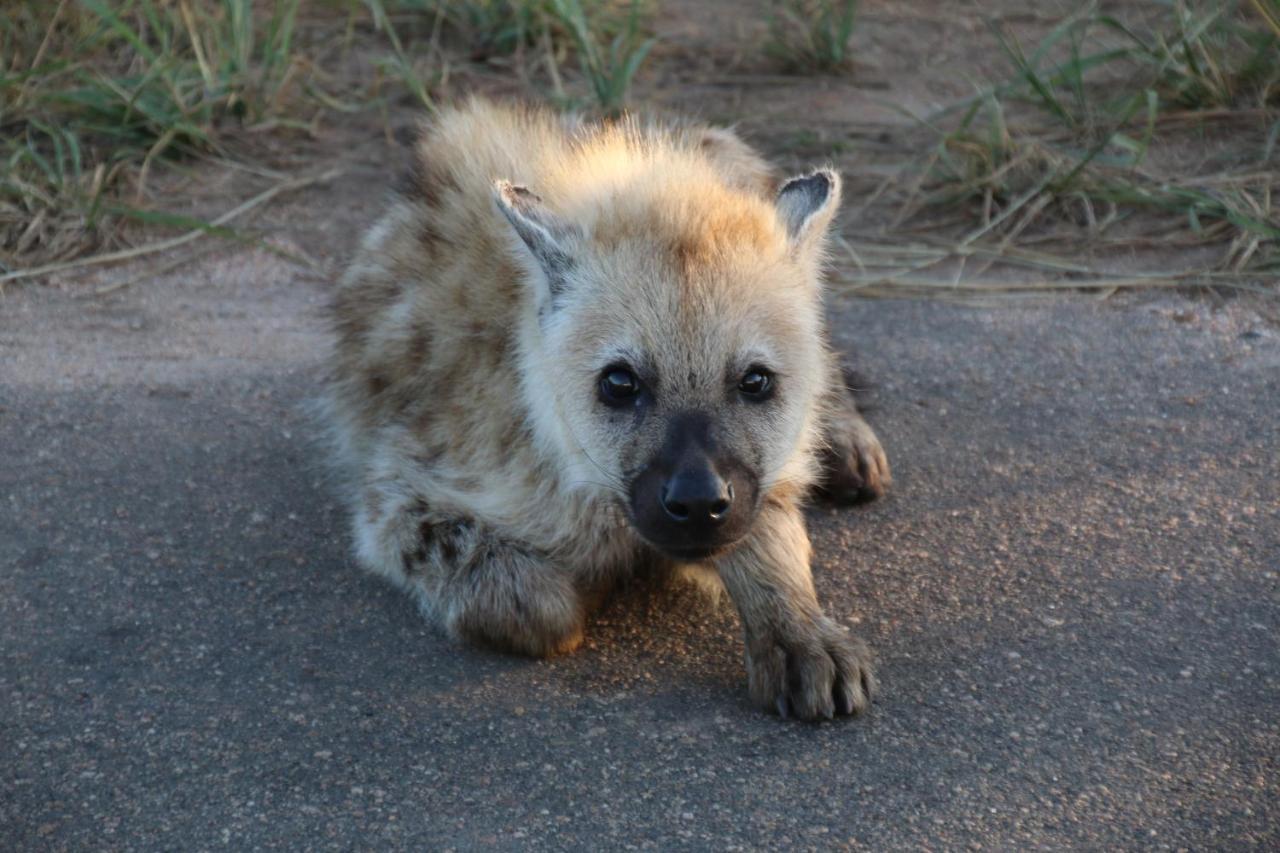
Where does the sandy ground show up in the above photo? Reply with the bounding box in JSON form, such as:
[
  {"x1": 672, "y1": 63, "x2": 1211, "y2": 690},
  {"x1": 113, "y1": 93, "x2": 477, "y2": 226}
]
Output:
[{"x1": 2, "y1": 0, "x2": 1279, "y2": 848}]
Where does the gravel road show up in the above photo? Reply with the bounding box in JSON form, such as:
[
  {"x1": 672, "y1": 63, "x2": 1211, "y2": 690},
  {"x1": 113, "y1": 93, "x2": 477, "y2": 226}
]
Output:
[{"x1": 2, "y1": 200, "x2": 1277, "y2": 848}]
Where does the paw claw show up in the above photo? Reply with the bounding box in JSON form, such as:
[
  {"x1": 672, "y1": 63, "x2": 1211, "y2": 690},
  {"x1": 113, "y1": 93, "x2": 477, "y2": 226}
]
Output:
[
  {"x1": 747, "y1": 619, "x2": 875, "y2": 722},
  {"x1": 817, "y1": 418, "x2": 891, "y2": 505},
  {"x1": 834, "y1": 679, "x2": 856, "y2": 716}
]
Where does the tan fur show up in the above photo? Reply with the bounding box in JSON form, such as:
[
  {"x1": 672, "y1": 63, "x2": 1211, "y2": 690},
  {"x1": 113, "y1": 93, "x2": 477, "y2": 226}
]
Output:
[{"x1": 326, "y1": 98, "x2": 890, "y2": 717}]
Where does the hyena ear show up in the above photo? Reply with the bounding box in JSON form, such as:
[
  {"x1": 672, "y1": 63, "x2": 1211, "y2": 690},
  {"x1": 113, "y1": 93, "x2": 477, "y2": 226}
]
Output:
[
  {"x1": 776, "y1": 169, "x2": 841, "y2": 252},
  {"x1": 493, "y1": 180, "x2": 581, "y2": 306}
]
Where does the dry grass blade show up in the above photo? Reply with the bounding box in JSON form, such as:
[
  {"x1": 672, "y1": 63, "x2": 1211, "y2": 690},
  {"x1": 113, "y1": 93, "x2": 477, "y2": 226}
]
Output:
[
  {"x1": 834, "y1": 270, "x2": 1278, "y2": 299},
  {"x1": 1, "y1": 1, "x2": 440, "y2": 280},
  {"x1": 0, "y1": 168, "x2": 342, "y2": 287},
  {"x1": 876, "y1": 1, "x2": 1280, "y2": 299}
]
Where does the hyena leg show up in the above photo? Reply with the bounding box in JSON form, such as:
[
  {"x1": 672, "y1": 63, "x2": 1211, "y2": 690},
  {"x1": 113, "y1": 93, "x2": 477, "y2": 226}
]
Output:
[
  {"x1": 715, "y1": 501, "x2": 875, "y2": 720},
  {"x1": 356, "y1": 492, "x2": 584, "y2": 657},
  {"x1": 816, "y1": 370, "x2": 891, "y2": 504}
]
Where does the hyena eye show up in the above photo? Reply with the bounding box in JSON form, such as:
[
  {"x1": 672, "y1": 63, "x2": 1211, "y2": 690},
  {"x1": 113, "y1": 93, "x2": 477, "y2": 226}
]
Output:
[
  {"x1": 598, "y1": 366, "x2": 641, "y2": 405},
  {"x1": 738, "y1": 367, "x2": 774, "y2": 400}
]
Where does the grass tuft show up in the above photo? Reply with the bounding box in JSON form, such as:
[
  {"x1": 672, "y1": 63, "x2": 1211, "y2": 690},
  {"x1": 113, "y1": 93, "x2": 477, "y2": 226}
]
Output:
[
  {"x1": 0, "y1": 0, "x2": 445, "y2": 277},
  {"x1": 768, "y1": 0, "x2": 860, "y2": 72},
  {"x1": 545, "y1": 0, "x2": 653, "y2": 114},
  {"x1": 381, "y1": 0, "x2": 655, "y2": 113},
  {"x1": 897, "y1": 0, "x2": 1279, "y2": 276},
  {"x1": 1099, "y1": 0, "x2": 1280, "y2": 109},
  {"x1": 0, "y1": 0, "x2": 318, "y2": 272}
]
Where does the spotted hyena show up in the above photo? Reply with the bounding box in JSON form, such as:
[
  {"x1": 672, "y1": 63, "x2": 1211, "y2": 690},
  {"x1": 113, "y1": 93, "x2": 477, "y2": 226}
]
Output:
[{"x1": 325, "y1": 98, "x2": 891, "y2": 720}]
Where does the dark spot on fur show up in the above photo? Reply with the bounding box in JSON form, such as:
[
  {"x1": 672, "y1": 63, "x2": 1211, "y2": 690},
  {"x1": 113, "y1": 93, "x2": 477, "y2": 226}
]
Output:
[
  {"x1": 674, "y1": 236, "x2": 692, "y2": 258},
  {"x1": 419, "y1": 220, "x2": 444, "y2": 253},
  {"x1": 395, "y1": 395, "x2": 415, "y2": 415},
  {"x1": 392, "y1": 169, "x2": 418, "y2": 199},
  {"x1": 460, "y1": 537, "x2": 488, "y2": 574},
  {"x1": 330, "y1": 289, "x2": 371, "y2": 343},
  {"x1": 400, "y1": 511, "x2": 437, "y2": 577},
  {"x1": 402, "y1": 150, "x2": 461, "y2": 209},
  {"x1": 439, "y1": 530, "x2": 459, "y2": 564},
  {"x1": 500, "y1": 421, "x2": 523, "y2": 449},
  {"x1": 408, "y1": 329, "x2": 431, "y2": 364},
  {"x1": 366, "y1": 372, "x2": 390, "y2": 396},
  {"x1": 417, "y1": 519, "x2": 435, "y2": 556}
]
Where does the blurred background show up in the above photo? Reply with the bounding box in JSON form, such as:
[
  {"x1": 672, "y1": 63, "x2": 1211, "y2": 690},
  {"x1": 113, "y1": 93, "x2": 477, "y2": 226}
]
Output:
[{"x1": 2, "y1": 0, "x2": 1277, "y2": 297}]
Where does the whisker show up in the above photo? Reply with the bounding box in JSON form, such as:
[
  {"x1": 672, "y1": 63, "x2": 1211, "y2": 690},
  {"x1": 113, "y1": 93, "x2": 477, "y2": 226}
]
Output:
[
  {"x1": 542, "y1": 394, "x2": 629, "y2": 494},
  {"x1": 564, "y1": 426, "x2": 628, "y2": 492},
  {"x1": 564, "y1": 479, "x2": 629, "y2": 499}
]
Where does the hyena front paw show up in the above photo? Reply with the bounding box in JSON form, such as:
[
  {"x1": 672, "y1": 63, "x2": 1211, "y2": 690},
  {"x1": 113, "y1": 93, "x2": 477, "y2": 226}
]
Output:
[
  {"x1": 440, "y1": 549, "x2": 585, "y2": 659},
  {"x1": 744, "y1": 618, "x2": 876, "y2": 721},
  {"x1": 818, "y1": 416, "x2": 891, "y2": 505}
]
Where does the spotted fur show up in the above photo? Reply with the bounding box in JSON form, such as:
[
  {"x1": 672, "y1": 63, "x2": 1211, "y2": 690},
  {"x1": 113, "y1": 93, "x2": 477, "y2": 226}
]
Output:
[{"x1": 325, "y1": 98, "x2": 891, "y2": 720}]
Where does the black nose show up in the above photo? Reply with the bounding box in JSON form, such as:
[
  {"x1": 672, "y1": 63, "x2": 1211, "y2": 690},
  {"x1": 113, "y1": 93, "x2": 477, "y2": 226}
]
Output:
[{"x1": 661, "y1": 468, "x2": 733, "y2": 525}]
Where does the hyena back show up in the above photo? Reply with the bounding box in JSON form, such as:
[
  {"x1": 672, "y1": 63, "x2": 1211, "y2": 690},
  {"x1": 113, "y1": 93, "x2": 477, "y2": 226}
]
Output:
[{"x1": 327, "y1": 99, "x2": 890, "y2": 719}]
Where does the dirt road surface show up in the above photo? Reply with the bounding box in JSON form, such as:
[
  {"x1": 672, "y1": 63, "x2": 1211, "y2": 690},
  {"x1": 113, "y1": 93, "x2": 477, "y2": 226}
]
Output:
[{"x1": 3, "y1": 156, "x2": 1277, "y2": 848}]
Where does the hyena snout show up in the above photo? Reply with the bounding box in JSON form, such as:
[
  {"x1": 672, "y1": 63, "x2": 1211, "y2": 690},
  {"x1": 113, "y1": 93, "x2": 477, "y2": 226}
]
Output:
[
  {"x1": 661, "y1": 466, "x2": 733, "y2": 525},
  {"x1": 628, "y1": 413, "x2": 759, "y2": 562}
]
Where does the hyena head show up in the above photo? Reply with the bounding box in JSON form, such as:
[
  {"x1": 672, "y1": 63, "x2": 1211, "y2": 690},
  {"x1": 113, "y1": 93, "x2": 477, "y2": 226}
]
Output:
[{"x1": 494, "y1": 165, "x2": 841, "y2": 561}]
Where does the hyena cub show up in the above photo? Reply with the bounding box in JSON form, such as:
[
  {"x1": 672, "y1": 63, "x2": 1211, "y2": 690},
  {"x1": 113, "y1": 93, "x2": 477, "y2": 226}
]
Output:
[{"x1": 326, "y1": 99, "x2": 891, "y2": 720}]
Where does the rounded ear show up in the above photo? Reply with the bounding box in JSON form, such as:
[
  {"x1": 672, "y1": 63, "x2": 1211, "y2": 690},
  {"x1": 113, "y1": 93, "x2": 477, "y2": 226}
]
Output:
[
  {"x1": 776, "y1": 168, "x2": 842, "y2": 252},
  {"x1": 697, "y1": 126, "x2": 776, "y2": 195},
  {"x1": 492, "y1": 180, "x2": 582, "y2": 308}
]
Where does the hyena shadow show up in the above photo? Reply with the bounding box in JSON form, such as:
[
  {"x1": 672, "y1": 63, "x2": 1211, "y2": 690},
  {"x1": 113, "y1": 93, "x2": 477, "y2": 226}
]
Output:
[
  {"x1": 534, "y1": 567, "x2": 754, "y2": 707},
  {"x1": 334, "y1": 563, "x2": 743, "y2": 706}
]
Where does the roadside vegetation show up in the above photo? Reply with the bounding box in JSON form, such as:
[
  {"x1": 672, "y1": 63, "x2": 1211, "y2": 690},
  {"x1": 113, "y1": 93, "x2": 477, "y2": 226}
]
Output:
[
  {"x1": 2, "y1": 0, "x2": 1275, "y2": 298},
  {"x1": 840, "y1": 0, "x2": 1279, "y2": 297},
  {"x1": 2, "y1": 0, "x2": 356, "y2": 279},
  {"x1": 768, "y1": 0, "x2": 860, "y2": 72}
]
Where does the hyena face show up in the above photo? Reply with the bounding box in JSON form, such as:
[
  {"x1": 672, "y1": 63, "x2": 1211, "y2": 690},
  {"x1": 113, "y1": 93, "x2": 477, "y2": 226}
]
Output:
[{"x1": 495, "y1": 170, "x2": 840, "y2": 560}]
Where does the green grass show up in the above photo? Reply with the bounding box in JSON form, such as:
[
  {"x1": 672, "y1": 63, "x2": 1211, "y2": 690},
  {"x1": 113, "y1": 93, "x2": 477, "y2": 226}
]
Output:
[
  {"x1": 365, "y1": 0, "x2": 441, "y2": 111},
  {"x1": 546, "y1": 0, "x2": 653, "y2": 114},
  {"x1": 1, "y1": 0, "x2": 318, "y2": 272},
  {"x1": 404, "y1": 0, "x2": 550, "y2": 58},
  {"x1": 5, "y1": 0, "x2": 1274, "y2": 289},
  {"x1": 0, "y1": 0, "x2": 458, "y2": 276},
  {"x1": 902, "y1": 0, "x2": 1279, "y2": 273},
  {"x1": 768, "y1": 0, "x2": 860, "y2": 72},
  {"x1": 1102, "y1": 0, "x2": 1280, "y2": 109},
  {"x1": 389, "y1": 1, "x2": 650, "y2": 62},
  {"x1": 395, "y1": 0, "x2": 655, "y2": 113}
]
